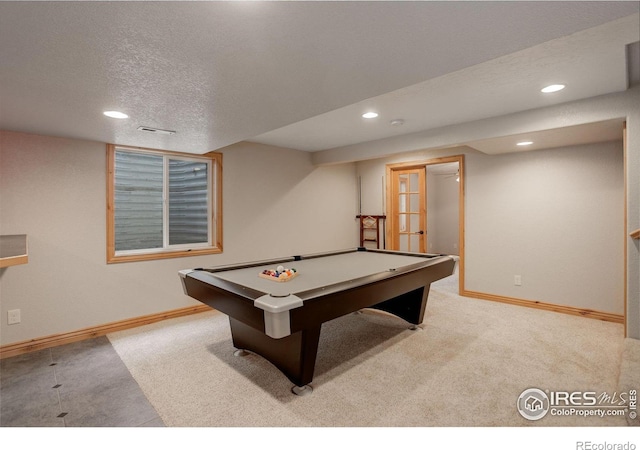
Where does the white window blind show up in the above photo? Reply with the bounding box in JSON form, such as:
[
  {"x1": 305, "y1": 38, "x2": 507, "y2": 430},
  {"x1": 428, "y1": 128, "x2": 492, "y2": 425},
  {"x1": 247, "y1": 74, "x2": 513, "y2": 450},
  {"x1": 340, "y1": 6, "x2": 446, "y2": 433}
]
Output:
[
  {"x1": 168, "y1": 159, "x2": 209, "y2": 246},
  {"x1": 113, "y1": 148, "x2": 212, "y2": 255},
  {"x1": 114, "y1": 151, "x2": 164, "y2": 252}
]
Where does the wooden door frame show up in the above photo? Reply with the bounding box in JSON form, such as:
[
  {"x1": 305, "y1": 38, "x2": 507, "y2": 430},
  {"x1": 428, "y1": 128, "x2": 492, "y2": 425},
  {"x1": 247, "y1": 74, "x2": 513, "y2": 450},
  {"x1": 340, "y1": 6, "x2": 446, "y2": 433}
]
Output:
[{"x1": 385, "y1": 155, "x2": 465, "y2": 293}]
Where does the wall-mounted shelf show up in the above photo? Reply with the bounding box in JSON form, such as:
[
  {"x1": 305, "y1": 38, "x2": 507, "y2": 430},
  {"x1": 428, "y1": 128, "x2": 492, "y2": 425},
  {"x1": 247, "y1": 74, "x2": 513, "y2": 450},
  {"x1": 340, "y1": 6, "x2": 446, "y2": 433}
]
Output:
[
  {"x1": 631, "y1": 229, "x2": 640, "y2": 240},
  {"x1": 0, "y1": 235, "x2": 28, "y2": 268}
]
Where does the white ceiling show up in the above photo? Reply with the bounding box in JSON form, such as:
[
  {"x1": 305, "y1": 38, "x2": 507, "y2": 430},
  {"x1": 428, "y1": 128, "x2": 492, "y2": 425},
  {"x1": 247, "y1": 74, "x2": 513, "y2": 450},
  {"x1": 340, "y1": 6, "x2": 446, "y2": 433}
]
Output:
[
  {"x1": 252, "y1": 14, "x2": 637, "y2": 153},
  {"x1": 467, "y1": 119, "x2": 626, "y2": 155},
  {"x1": 0, "y1": 2, "x2": 638, "y2": 158}
]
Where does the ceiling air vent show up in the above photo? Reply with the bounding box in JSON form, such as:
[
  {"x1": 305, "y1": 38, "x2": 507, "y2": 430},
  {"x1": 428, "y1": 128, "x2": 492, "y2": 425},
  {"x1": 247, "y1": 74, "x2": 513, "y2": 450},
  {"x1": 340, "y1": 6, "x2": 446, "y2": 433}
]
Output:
[{"x1": 137, "y1": 126, "x2": 176, "y2": 135}]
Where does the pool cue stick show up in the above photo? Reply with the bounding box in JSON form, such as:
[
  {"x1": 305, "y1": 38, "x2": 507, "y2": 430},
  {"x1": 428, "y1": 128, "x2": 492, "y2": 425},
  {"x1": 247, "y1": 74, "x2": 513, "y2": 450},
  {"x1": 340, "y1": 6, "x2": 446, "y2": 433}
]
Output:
[{"x1": 382, "y1": 176, "x2": 386, "y2": 248}]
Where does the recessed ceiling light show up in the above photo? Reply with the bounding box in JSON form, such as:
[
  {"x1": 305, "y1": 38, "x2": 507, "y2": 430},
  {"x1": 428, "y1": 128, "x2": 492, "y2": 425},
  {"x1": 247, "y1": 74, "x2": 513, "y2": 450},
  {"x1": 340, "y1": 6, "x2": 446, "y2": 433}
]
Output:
[
  {"x1": 362, "y1": 112, "x2": 378, "y2": 119},
  {"x1": 517, "y1": 141, "x2": 534, "y2": 146},
  {"x1": 390, "y1": 119, "x2": 404, "y2": 126},
  {"x1": 103, "y1": 111, "x2": 129, "y2": 119},
  {"x1": 541, "y1": 84, "x2": 565, "y2": 93}
]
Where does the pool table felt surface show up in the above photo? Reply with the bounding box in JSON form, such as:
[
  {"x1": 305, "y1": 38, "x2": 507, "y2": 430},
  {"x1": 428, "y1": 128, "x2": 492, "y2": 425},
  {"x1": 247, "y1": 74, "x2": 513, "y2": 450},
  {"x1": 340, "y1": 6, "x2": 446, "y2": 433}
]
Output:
[{"x1": 206, "y1": 251, "x2": 438, "y2": 297}]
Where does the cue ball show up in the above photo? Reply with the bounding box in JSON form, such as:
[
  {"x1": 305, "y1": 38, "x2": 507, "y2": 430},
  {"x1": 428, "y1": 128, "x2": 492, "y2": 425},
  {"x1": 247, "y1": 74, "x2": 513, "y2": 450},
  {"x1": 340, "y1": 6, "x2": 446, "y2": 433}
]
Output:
[{"x1": 277, "y1": 265, "x2": 285, "y2": 273}]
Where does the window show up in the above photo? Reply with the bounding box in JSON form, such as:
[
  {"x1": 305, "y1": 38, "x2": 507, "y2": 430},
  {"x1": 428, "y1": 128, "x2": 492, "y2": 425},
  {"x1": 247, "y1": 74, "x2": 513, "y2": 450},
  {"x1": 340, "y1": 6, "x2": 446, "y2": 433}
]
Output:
[{"x1": 107, "y1": 144, "x2": 222, "y2": 263}]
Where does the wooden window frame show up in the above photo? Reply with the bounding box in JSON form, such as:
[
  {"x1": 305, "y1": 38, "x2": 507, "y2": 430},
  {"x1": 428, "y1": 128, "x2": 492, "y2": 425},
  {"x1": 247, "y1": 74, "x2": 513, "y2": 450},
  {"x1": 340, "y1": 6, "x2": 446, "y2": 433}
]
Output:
[{"x1": 107, "y1": 144, "x2": 222, "y2": 263}]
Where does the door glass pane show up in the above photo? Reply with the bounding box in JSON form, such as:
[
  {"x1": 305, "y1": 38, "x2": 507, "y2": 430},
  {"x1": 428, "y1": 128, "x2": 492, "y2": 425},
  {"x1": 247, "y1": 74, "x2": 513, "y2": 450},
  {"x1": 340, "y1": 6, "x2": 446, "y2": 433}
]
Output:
[
  {"x1": 409, "y1": 193, "x2": 420, "y2": 212},
  {"x1": 409, "y1": 173, "x2": 419, "y2": 191},
  {"x1": 410, "y1": 214, "x2": 420, "y2": 233},
  {"x1": 399, "y1": 177, "x2": 407, "y2": 193},
  {"x1": 399, "y1": 213, "x2": 407, "y2": 232},
  {"x1": 410, "y1": 234, "x2": 420, "y2": 252},
  {"x1": 399, "y1": 234, "x2": 409, "y2": 252},
  {"x1": 399, "y1": 193, "x2": 407, "y2": 213}
]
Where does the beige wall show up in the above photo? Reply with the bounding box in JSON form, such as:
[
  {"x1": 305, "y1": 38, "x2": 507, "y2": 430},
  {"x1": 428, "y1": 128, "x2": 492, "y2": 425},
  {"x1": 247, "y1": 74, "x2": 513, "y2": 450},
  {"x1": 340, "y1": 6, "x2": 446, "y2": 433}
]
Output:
[
  {"x1": 356, "y1": 140, "x2": 625, "y2": 315},
  {"x1": 464, "y1": 141, "x2": 624, "y2": 313},
  {"x1": 0, "y1": 132, "x2": 357, "y2": 346}
]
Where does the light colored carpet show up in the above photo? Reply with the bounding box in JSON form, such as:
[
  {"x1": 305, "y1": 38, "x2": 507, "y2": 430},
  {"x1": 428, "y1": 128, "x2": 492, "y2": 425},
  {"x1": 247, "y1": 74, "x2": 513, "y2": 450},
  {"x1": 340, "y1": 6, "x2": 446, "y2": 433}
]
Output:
[{"x1": 108, "y1": 272, "x2": 635, "y2": 427}]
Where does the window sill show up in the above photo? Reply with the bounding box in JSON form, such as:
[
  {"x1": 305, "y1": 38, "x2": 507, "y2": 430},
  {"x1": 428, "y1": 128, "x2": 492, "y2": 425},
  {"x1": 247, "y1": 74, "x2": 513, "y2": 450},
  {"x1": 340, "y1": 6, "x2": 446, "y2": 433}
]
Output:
[{"x1": 107, "y1": 246, "x2": 222, "y2": 264}]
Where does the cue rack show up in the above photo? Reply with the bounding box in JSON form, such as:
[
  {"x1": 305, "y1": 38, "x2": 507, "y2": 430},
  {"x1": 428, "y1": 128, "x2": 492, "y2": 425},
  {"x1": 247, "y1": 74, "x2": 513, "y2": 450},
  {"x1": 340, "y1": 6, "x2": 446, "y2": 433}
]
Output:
[{"x1": 356, "y1": 215, "x2": 386, "y2": 249}]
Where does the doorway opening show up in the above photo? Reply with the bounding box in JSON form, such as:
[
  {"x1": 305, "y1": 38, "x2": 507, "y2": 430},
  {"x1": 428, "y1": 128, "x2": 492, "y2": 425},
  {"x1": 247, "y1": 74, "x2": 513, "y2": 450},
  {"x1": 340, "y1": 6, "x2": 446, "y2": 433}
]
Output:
[{"x1": 385, "y1": 155, "x2": 464, "y2": 293}]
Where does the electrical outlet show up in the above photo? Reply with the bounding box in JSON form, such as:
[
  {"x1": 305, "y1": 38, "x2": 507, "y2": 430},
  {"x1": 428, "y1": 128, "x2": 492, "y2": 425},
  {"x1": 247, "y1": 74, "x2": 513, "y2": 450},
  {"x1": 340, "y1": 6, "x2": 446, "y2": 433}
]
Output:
[
  {"x1": 514, "y1": 275, "x2": 522, "y2": 286},
  {"x1": 8, "y1": 309, "x2": 21, "y2": 325}
]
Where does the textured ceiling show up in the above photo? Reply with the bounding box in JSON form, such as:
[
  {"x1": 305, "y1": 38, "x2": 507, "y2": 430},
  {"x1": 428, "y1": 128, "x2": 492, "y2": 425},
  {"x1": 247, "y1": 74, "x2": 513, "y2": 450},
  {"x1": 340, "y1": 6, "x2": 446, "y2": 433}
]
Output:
[
  {"x1": 251, "y1": 14, "x2": 638, "y2": 153},
  {"x1": 0, "y1": 1, "x2": 638, "y2": 157}
]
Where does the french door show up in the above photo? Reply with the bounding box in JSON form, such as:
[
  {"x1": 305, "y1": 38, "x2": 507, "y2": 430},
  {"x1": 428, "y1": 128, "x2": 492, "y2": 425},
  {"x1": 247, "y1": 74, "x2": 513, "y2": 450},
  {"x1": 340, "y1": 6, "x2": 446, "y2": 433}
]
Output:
[{"x1": 389, "y1": 168, "x2": 426, "y2": 253}]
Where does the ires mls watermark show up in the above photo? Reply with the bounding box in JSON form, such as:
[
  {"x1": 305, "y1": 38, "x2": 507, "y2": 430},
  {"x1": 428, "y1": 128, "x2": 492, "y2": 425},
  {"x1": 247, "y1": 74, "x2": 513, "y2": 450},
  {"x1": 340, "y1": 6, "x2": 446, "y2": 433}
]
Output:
[{"x1": 517, "y1": 387, "x2": 637, "y2": 421}]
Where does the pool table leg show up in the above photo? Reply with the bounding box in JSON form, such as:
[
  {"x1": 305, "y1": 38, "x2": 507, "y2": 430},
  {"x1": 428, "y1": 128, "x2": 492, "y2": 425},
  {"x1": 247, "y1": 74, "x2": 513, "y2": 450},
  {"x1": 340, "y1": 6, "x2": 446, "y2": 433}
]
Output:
[
  {"x1": 369, "y1": 286, "x2": 429, "y2": 326},
  {"x1": 228, "y1": 317, "x2": 321, "y2": 392}
]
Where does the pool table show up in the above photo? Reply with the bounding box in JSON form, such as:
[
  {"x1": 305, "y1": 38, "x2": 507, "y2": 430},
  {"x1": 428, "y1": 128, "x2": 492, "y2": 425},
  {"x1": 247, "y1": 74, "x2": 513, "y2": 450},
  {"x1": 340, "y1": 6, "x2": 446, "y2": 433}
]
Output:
[{"x1": 179, "y1": 247, "x2": 455, "y2": 394}]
